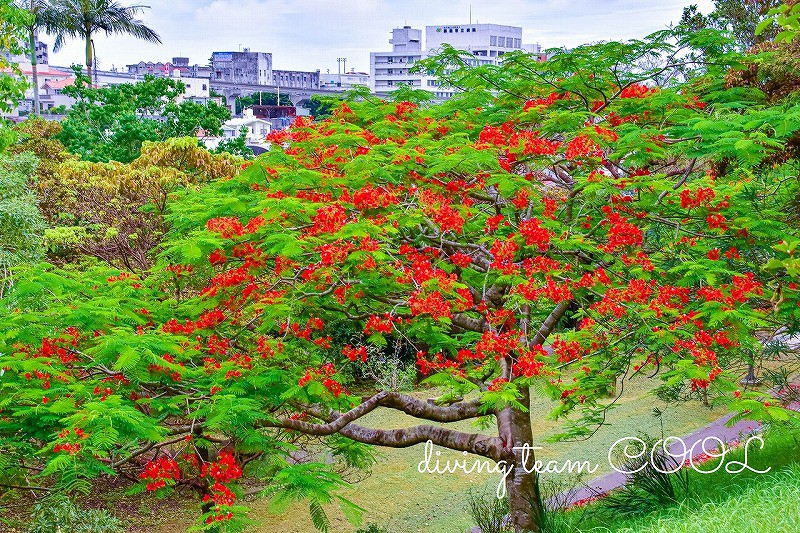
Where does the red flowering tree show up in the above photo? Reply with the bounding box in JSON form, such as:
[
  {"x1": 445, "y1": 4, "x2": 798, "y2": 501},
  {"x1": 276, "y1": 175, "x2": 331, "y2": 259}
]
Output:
[{"x1": 3, "y1": 27, "x2": 800, "y2": 532}]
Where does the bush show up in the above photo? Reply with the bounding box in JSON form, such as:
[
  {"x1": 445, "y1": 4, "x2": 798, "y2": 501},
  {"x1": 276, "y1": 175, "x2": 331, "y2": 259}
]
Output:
[
  {"x1": 27, "y1": 494, "x2": 124, "y2": 533},
  {"x1": 602, "y1": 438, "x2": 690, "y2": 517},
  {"x1": 466, "y1": 487, "x2": 509, "y2": 533}
]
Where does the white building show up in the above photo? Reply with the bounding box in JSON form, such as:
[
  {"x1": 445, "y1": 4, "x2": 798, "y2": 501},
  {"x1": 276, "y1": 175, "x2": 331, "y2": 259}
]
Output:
[
  {"x1": 201, "y1": 108, "x2": 271, "y2": 152},
  {"x1": 370, "y1": 26, "x2": 424, "y2": 92},
  {"x1": 169, "y1": 70, "x2": 211, "y2": 103},
  {"x1": 425, "y1": 23, "x2": 523, "y2": 59},
  {"x1": 321, "y1": 69, "x2": 370, "y2": 89},
  {"x1": 370, "y1": 23, "x2": 543, "y2": 99}
]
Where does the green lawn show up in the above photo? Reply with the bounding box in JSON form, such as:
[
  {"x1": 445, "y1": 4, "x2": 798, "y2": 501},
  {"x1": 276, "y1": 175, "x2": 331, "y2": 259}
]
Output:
[
  {"x1": 561, "y1": 427, "x2": 800, "y2": 533},
  {"x1": 244, "y1": 376, "x2": 727, "y2": 533}
]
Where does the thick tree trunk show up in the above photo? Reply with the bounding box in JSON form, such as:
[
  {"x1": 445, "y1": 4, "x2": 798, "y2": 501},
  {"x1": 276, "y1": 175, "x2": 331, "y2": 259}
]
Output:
[{"x1": 498, "y1": 387, "x2": 542, "y2": 533}]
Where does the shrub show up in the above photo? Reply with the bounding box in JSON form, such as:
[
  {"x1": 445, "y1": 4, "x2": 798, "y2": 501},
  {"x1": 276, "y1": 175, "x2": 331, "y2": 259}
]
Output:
[
  {"x1": 466, "y1": 487, "x2": 510, "y2": 533},
  {"x1": 27, "y1": 494, "x2": 124, "y2": 533},
  {"x1": 602, "y1": 438, "x2": 690, "y2": 517}
]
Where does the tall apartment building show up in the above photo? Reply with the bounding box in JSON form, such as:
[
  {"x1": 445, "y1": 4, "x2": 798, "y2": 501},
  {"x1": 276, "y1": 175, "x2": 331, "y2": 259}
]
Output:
[
  {"x1": 371, "y1": 23, "x2": 541, "y2": 99},
  {"x1": 211, "y1": 49, "x2": 273, "y2": 85},
  {"x1": 370, "y1": 26, "x2": 424, "y2": 92}
]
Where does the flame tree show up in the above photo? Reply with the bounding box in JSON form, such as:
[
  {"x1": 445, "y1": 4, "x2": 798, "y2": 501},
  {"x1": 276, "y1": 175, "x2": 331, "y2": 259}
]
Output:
[{"x1": 2, "y1": 26, "x2": 800, "y2": 532}]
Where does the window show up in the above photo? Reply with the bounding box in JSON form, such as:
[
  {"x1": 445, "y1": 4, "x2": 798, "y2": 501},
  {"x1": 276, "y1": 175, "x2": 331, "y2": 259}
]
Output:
[
  {"x1": 490, "y1": 36, "x2": 497, "y2": 46},
  {"x1": 202, "y1": 84, "x2": 207, "y2": 90},
  {"x1": 388, "y1": 69, "x2": 393, "y2": 74},
  {"x1": 498, "y1": 37, "x2": 506, "y2": 47}
]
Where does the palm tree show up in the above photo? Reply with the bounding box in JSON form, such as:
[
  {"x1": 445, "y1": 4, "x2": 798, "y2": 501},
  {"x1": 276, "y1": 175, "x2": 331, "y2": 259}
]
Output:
[
  {"x1": 42, "y1": 0, "x2": 161, "y2": 85},
  {"x1": 20, "y1": 0, "x2": 57, "y2": 115}
]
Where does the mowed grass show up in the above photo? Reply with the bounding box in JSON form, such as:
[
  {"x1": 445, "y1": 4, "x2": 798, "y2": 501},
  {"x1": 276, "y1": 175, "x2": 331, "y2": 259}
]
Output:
[{"x1": 243, "y1": 375, "x2": 728, "y2": 533}]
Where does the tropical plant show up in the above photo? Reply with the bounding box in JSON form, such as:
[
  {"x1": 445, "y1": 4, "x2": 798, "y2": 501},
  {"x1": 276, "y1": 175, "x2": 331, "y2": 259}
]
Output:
[
  {"x1": 41, "y1": 137, "x2": 240, "y2": 269},
  {"x1": 0, "y1": 0, "x2": 33, "y2": 114},
  {"x1": 0, "y1": 151, "x2": 44, "y2": 296},
  {"x1": 16, "y1": 0, "x2": 57, "y2": 115},
  {"x1": 27, "y1": 494, "x2": 125, "y2": 533},
  {"x1": 466, "y1": 487, "x2": 510, "y2": 533},
  {"x1": 680, "y1": 0, "x2": 786, "y2": 49},
  {"x1": 41, "y1": 0, "x2": 161, "y2": 84},
  {"x1": 2, "y1": 25, "x2": 800, "y2": 533}
]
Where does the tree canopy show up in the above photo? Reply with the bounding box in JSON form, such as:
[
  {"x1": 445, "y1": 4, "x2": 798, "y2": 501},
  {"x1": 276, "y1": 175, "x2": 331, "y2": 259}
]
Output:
[
  {"x1": 58, "y1": 72, "x2": 230, "y2": 163},
  {"x1": 2, "y1": 21, "x2": 800, "y2": 533}
]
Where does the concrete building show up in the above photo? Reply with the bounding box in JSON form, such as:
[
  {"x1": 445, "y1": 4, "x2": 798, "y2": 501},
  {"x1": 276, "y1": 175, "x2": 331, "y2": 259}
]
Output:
[
  {"x1": 169, "y1": 71, "x2": 211, "y2": 102},
  {"x1": 424, "y1": 23, "x2": 525, "y2": 98},
  {"x1": 126, "y1": 57, "x2": 212, "y2": 79},
  {"x1": 201, "y1": 108, "x2": 272, "y2": 152},
  {"x1": 370, "y1": 23, "x2": 543, "y2": 99},
  {"x1": 1, "y1": 63, "x2": 73, "y2": 115},
  {"x1": 3, "y1": 39, "x2": 48, "y2": 66},
  {"x1": 40, "y1": 77, "x2": 78, "y2": 111},
  {"x1": 272, "y1": 69, "x2": 320, "y2": 89},
  {"x1": 370, "y1": 26, "x2": 424, "y2": 92},
  {"x1": 321, "y1": 69, "x2": 370, "y2": 89},
  {"x1": 425, "y1": 23, "x2": 523, "y2": 60},
  {"x1": 211, "y1": 49, "x2": 272, "y2": 85}
]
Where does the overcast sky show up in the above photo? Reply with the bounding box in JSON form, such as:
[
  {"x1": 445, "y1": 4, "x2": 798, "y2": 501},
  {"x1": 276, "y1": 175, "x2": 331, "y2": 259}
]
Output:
[{"x1": 42, "y1": 0, "x2": 715, "y2": 74}]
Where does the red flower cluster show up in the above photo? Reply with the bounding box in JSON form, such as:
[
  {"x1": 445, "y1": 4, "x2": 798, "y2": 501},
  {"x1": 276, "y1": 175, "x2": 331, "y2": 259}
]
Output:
[
  {"x1": 565, "y1": 135, "x2": 602, "y2": 160},
  {"x1": 552, "y1": 338, "x2": 584, "y2": 363},
  {"x1": 488, "y1": 378, "x2": 508, "y2": 391},
  {"x1": 308, "y1": 204, "x2": 348, "y2": 235},
  {"x1": 140, "y1": 456, "x2": 181, "y2": 491},
  {"x1": 523, "y1": 92, "x2": 564, "y2": 111},
  {"x1": 512, "y1": 345, "x2": 549, "y2": 377},
  {"x1": 619, "y1": 83, "x2": 656, "y2": 98},
  {"x1": 298, "y1": 363, "x2": 343, "y2": 397},
  {"x1": 680, "y1": 187, "x2": 715, "y2": 209},
  {"x1": 449, "y1": 252, "x2": 474, "y2": 268},
  {"x1": 201, "y1": 451, "x2": 243, "y2": 524},
  {"x1": 490, "y1": 235, "x2": 519, "y2": 274},
  {"x1": 364, "y1": 313, "x2": 396, "y2": 335},
  {"x1": 352, "y1": 184, "x2": 399, "y2": 210},
  {"x1": 206, "y1": 217, "x2": 246, "y2": 238},
  {"x1": 342, "y1": 345, "x2": 368, "y2": 363},
  {"x1": 409, "y1": 291, "x2": 453, "y2": 320},
  {"x1": 601, "y1": 210, "x2": 644, "y2": 252},
  {"x1": 519, "y1": 218, "x2": 552, "y2": 251}
]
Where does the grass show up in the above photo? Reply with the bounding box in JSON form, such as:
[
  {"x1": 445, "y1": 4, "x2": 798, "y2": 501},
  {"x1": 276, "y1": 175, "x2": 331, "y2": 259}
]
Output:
[
  {"x1": 0, "y1": 374, "x2": 756, "y2": 532},
  {"x1": 246, "y1": 375, "x2": 727, "y2": 533},
  {"x1": 555, "y1": 426, "x2": 800, "y2": 533}
]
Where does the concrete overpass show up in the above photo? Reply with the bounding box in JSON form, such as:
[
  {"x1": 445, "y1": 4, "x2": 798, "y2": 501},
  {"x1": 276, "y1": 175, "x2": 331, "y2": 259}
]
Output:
[{"x1": 209, "y1": 80, "x2": 384, "y2": 107}]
